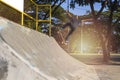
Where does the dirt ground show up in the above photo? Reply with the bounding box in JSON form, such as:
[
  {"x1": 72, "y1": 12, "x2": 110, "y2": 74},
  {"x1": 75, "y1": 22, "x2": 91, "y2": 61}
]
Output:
[{"x1": 71, "y1": 54, "x2": 120, "y2": 80}]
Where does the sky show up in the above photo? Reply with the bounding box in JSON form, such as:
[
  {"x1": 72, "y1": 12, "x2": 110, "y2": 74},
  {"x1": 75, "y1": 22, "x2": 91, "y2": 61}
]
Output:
[
  {"x1": 1, "y1": 0, "x2": 106, "y2": 16},
  {"x1": 61, "y1": 2, "x2": 104, "y2": 16}
]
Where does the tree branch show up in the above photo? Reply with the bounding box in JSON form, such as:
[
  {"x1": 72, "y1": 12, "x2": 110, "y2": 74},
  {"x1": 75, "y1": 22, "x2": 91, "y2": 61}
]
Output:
[
  {"x1": 112, "y1": 17, "x2": 120, "y2": 26},
  {"x1": 52, "y1": 0, "x2": 65, "y2": 16},
  {"x1": 51, "y1": 0, "x2": 58, "y2": 8},
  {"x1": 89, "y1": 0, "x2": 96, "y2": 19},
  {"x1": 43, "y1": 0, "x2": 65, "y2": 20},
  {"x1": 96, "y1": 1, "x2": 107, "y2": 18}
]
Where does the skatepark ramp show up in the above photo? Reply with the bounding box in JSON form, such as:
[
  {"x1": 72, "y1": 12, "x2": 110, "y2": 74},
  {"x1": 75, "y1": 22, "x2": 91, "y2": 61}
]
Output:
[{"x1": 0, "y1": 17, "x2": 99, "y2": 80}]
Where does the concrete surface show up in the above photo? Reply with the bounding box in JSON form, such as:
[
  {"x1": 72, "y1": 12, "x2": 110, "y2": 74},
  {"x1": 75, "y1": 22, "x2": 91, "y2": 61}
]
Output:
[
  {"x1": 94, "y1": 65, "x2": 120, "y2": 80},
  {"x1": 0, "y1": 17, "x2": 99, "y2": 80},
  {"x1": 72, "y1": 54, "x2": 120, "y2": 80}
]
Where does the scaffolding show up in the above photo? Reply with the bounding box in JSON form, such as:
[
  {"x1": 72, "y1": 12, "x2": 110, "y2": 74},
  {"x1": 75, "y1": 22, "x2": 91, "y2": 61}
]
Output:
[{"x1": 0, "y1": 0, "x2": 52, "y2": 36}]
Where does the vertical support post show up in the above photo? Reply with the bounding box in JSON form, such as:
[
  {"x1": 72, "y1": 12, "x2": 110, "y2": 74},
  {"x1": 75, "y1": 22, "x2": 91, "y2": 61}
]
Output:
[
  {"x1": 81, "y1": 27, "x2": 83, "y2": 54},
  {"x1": 67, "y1": 0, "x2": 70, "y2": 52},
  {"x1": 21, "y1": 12, "x2": 24, "y2": 26},
  {"x1": 36, "y1": 5, "x2": 38, "y2": 31},
  {"x1": 81, "y1": 20, "x2": 84, "y2": 54},
  {"x1": 49, "y1": 5, "x2": 52, "y2": 36}
]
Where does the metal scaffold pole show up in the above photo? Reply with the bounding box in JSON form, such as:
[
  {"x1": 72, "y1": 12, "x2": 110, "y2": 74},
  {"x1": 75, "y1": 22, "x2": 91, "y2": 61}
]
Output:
[
  {"x1": 36, "y1": 5, "x2": 38, "y2": 31},
  {"x1": 21, "y1": 12, "x2": 24, "y2": 26}
]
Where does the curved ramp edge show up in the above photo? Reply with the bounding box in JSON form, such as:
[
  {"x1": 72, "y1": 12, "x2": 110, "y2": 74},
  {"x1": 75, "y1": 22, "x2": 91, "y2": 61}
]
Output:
[{"x1": 0, "y1": 17, "x2": 99, "y2": 80}]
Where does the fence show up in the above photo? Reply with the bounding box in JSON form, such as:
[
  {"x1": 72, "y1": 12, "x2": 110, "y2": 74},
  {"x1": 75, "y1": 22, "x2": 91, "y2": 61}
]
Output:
[{"x1": 0, "y1": 0, "x2": 52, "y2": 36}]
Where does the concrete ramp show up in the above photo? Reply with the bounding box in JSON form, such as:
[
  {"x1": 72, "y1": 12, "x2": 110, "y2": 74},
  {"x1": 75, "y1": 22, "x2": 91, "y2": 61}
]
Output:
[{"x1": 0, "y1": 17, "x2": 99, "y2": 80}]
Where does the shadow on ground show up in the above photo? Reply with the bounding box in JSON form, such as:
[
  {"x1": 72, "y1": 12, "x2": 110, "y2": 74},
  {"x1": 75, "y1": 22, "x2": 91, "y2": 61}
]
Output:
[
  {"x1": 71, "y1": 54, "x2": 120, "y2": 65},
  {"x1": 0, "y1": 58, "x2": 8, "y2": 80}
]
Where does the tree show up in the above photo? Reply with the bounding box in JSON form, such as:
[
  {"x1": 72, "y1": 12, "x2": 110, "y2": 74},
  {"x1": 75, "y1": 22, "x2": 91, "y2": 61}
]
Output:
[
  {"x1": 24, "y1": 0, "x2": 67, "y2": 34},
  {"x1": 24, "y1": 0, "x2": 66, "y2": 21},
  {"x1": 70, "y1": 0, "x2": 120, "y2": 62}
]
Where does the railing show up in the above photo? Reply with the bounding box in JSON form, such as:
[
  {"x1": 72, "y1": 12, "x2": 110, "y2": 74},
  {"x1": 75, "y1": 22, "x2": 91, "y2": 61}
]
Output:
[{"x1": 0, "y1": 0, "x2": 52, "y2": 36}]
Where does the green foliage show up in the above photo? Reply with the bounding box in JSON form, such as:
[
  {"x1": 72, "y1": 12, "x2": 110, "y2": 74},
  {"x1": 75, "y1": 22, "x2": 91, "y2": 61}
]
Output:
[
  {"x1": 53, "y1": 6, "x2": 66, "y2": 22},
  {"x1": 69, "y1": 0, "x2": 120, "y2": 55}
]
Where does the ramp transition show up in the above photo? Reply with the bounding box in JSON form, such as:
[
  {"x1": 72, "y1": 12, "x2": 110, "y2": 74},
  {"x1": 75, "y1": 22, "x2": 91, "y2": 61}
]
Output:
[{"x1": 0, "y1": 17, "x2": 99, "y2": 80}]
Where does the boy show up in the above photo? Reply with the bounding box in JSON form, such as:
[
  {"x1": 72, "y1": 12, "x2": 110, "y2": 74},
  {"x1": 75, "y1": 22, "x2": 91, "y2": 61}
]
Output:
[{"x1": 60, "y1": 11, "x2": 81, "y2": 44}]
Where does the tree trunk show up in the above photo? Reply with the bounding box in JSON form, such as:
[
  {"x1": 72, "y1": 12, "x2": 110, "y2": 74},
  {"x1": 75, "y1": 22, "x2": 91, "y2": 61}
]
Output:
[
  {"x1": 103, "y1": 49, "x2": 110, "y2": 63},
  {"x1": 94, "y1": 24, "x2": 111, "y2": 63},
  {"x1": 102, "y1": 37, "x2": 110, "y2": 63}
]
